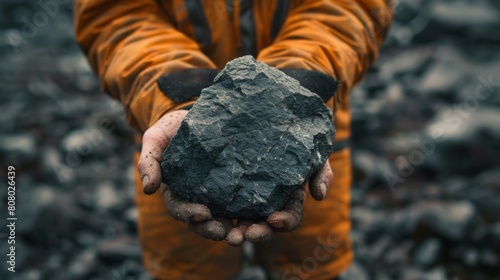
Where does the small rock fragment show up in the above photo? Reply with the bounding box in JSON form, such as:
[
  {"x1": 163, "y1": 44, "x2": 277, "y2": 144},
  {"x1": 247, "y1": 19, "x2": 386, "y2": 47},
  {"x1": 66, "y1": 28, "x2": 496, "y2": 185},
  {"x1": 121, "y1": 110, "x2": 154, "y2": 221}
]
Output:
[{"x1": 413, "y1": 238, "x2": 441, "y2": 268}]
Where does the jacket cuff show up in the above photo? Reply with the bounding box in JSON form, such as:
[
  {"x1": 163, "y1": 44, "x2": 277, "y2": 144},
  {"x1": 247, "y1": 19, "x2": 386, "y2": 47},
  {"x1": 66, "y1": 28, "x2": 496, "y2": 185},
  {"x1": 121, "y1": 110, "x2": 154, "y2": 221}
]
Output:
[
  {"x1": 153, "y1": 68, "x2": 337, "y2": 126},
  {"x1": 157, "y1": 68, "x2": 219, "y2": 103},
  {"x1": 280, "y1": 69, "x2": 338, "y2": 103}
]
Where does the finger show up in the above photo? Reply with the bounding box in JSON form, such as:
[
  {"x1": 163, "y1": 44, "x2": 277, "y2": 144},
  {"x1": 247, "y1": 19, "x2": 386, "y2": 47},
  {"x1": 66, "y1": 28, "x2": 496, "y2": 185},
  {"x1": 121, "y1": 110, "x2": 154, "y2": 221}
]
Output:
[
  {"x1": 308, "y1": 160, "x2": 334, "y2": 201},
  {"x1": 267, "y1": 186, "x2": 305, "y2": 232},
  {"x1": 189, "y1": 219, "x2": 227, "y2": 241},
  {"x1": 226, "y1": 220, "x2": 252, "y2": 247},
  {"x1": 139, "y1": 110, "x2": 188, "y2": 195},
  {"x1": 138, "y1": 128, "x2": 171, "y2": 195},
  {"x1": 163, "y1": 186, "x2": 212, "y2": 223},
  {"x1": 245, "y1": 221, "x2": 274, "y2": 243}
]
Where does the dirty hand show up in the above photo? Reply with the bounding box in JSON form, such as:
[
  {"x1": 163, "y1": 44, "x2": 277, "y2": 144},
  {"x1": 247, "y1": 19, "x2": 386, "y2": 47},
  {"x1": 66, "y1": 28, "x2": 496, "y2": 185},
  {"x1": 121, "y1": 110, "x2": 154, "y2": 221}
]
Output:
[
  {"x1": 225, "y1": 162, "x2": 333, "y2": 246},
  {"x1": 138, "y1": 109, "x2": 334, "y2": 244},
  {"x1": 137, "y1": 110, "x2": 231, "y2": 241}
]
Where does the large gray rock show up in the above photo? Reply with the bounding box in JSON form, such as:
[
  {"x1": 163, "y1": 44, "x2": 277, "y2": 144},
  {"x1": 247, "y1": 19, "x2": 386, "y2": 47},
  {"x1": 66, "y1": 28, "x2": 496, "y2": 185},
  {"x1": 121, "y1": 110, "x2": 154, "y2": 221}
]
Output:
[{"x1": 161, "y1": 56, "x2": 335, "y2": 218}]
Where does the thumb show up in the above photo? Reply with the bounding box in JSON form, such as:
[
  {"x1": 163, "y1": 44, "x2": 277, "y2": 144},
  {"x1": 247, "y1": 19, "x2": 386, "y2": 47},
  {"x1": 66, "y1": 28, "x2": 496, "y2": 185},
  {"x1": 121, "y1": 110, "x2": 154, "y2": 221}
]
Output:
[
  {"x1": 308, "y1": 160, "x2": 333, "y2": 201},
  {"x1": 138, "y1": 110, "x2": 188, "y2": 194}
]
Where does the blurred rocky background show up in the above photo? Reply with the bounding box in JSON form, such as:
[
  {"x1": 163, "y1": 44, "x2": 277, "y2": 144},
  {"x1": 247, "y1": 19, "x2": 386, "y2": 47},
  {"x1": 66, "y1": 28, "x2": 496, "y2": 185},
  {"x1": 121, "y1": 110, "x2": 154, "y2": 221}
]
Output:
[{"x1": 0, "y1": 0, "x2": 499, "y2": 279}]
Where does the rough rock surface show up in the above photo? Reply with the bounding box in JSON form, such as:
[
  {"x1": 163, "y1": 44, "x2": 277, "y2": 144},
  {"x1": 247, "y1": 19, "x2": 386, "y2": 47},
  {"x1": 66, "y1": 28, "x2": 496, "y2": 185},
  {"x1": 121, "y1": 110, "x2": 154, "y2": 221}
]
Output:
[{"x1": 161, "y1": 56, "x2": 335, "y2": 218}]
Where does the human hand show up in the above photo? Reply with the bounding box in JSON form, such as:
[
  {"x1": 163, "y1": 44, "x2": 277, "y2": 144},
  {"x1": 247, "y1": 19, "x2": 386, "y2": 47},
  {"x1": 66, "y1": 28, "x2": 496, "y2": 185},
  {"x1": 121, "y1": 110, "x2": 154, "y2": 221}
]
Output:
[
  {"x1": 138, "y1": 110, "x2": 334, "y2": 244},
  {"x1": 225, "y1": 162, "x2": 334, "y2": 246},
  {"x1": 137, "y1": 110, "x2": 231, "y2": 241}
]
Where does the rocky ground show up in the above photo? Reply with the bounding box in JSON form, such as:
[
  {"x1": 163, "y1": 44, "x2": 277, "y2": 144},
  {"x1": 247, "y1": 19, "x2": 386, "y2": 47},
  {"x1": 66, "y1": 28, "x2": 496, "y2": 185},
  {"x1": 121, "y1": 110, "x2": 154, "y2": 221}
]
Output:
[{"x1": 0, "y1": 0, "x2": 499, "y2": 279}]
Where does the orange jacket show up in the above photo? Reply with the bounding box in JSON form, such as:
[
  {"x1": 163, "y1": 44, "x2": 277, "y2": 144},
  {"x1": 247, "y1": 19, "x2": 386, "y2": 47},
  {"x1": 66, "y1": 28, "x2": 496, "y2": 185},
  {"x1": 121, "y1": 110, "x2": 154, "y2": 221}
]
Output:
[
  {"x1": 75, "y1": 2, "x2": 393, "y2": 278},
  {"x1": 74, "y1": 0, "x2": 393, "y2": 142}
]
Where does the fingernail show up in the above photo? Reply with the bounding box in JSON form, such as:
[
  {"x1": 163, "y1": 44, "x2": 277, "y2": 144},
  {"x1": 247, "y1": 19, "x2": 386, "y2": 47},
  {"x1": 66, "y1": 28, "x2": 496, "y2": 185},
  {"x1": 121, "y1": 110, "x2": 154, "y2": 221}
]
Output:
[
  {"x1": 142, "y1": 174, "x2": 150, "y2": 188},
  {"x1": 319, "y1": 183, "x2": 327, "y2": 198},
  {"x1": 270, "y1": 220, "x2": 284, "y2": 228}
]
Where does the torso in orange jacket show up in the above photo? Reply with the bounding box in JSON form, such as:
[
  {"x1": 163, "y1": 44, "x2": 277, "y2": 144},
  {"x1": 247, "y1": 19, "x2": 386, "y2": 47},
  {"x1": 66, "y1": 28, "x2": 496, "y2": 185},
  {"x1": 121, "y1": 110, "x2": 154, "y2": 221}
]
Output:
[
  {"x1": 75, "y1": 1, "x2": 393, "y2": 279},
  {"x1": 75, "y1": 0, "x2": 393, "y2": 140}
]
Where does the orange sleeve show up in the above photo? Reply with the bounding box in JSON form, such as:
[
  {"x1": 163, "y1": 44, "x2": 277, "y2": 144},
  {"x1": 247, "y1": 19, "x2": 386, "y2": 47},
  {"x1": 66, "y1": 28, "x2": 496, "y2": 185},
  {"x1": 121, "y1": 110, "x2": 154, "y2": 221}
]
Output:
[
  {"x1": 257, "y1": 0, "x2": 393, "y2": 99},
  {"x1": 74, "y1": 0, "x2": 217, "y2": 132}
]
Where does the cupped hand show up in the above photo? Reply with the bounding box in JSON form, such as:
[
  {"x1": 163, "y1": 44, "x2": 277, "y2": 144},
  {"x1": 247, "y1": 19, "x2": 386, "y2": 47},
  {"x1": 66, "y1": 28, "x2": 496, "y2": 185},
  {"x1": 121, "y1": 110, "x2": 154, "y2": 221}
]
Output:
[
  {"x1": 225, "y1": 162, "x2": 334, "y2": 246},
  {"x1": 138, "y1": 110, "x2": 230, "y2": 241},
  {"x1": 137, "y1": 110, "x2": 333, "y2": 244}
]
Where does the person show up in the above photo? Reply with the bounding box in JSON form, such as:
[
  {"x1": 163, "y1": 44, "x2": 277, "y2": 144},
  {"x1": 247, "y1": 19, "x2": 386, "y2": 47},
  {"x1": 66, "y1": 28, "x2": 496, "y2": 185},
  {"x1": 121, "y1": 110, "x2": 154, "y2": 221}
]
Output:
[{"x1": 75, "y1": 0, "x2": 393, "y2": 279}]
